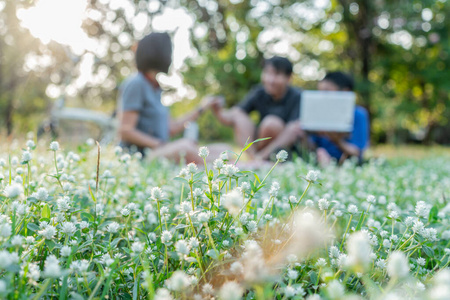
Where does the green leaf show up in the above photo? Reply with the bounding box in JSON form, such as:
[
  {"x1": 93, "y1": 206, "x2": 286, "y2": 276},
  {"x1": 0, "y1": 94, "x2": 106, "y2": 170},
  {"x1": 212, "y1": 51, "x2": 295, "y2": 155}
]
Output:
[
  {"x1": 173, "y1": 177, "x2": 189, "y2": 184},
  {"x1": 429, "y1": 205, "x2": 438, "y2": 222},
  {"x1": 27, "y1": 223, "x2": 39, "y2": 232},
  {"x1": 45, "y1": 240, "x2": 56, "y2": 251},
  {"x1": 422, "y1": 245, "x2": 434, "y2": 257},
  {"x1": 206, "y1": 249, "x2": 219, "y2": 260},
  {"x1": 309, "y1": 271, "x2": 318, "y2": 284},
  {"x1": 355, "y1": 212, "x2": 365, "y2": 231},
  {"x1": 89, "y1": 186, "x2": 97, "y2": 203},
  {"x1": 81, "y1": 212, "x2": 94, "y2": 222},
  {"x1": 253, "y1": 173, "x2": 261, "y2": 184},
  {"x1": 41, "y1": 204, "x2": 51, "y2": 219},
  {"x1": 241, "y1": 137, "x2": 271, "y2": 152},
  {"x1": 174, "y1": 224, "x2": 189, "y2": 230}
]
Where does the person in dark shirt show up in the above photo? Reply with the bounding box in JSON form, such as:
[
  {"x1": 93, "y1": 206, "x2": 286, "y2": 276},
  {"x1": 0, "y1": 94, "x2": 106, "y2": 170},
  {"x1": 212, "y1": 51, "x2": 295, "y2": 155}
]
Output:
[
  {"x1": 309, "y1": 72, "x2": 369, "y2": 166},
  {"x1": 211, "y1": 56, "x2": 304, "y2": 160}
]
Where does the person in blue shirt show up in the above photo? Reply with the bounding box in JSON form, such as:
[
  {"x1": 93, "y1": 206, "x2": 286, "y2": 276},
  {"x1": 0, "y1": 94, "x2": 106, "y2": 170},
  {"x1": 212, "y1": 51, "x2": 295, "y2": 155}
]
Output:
[{"x1": 309, "y1": 72, "x2": 369, "y2": 166}]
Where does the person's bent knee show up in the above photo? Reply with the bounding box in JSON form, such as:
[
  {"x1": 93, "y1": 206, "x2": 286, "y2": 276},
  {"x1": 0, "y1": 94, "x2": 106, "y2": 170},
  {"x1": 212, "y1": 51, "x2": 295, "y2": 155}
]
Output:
[{"x1": 260, "y1": 115, "x2": 285, "y2": 131}]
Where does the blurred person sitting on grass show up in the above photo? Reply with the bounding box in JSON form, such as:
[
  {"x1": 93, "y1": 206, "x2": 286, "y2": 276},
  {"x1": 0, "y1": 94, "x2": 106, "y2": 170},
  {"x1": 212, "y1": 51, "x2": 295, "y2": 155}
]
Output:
[
  {"x1": 208, "y1": 56, "x2": 305, "y2": 161},
  {"x1": 309, "y1": 71, "x2": 369, "y2": 167},
  {"x1": 117, "y1": 32, "x2": 225, "y2": 164}
]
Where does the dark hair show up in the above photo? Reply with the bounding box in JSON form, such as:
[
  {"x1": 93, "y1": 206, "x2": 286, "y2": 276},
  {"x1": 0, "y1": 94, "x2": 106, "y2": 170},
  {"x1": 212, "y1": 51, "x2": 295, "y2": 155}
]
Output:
[
  {"x1": 135, "y1": 32, "x2": 172, "y2": 74},
  {"x1": 323, "y1": 71, "x2": 354, "y2": 91},
  {"x1": 264, "y1": 56, "x2": 293, "y2": 76}
]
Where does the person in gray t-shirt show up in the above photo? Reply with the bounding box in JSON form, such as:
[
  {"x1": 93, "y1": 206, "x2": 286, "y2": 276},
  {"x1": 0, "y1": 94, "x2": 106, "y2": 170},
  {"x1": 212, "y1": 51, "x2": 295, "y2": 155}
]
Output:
[{"x1": 118, "y1": 32, "x2": 219, "y2": 164}]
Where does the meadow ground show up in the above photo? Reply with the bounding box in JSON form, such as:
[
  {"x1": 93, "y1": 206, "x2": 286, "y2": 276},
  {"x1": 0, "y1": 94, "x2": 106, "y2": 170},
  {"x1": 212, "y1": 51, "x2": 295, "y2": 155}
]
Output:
[{"x1": 0, "y1": 139, "x2": 449, "y2": 299}]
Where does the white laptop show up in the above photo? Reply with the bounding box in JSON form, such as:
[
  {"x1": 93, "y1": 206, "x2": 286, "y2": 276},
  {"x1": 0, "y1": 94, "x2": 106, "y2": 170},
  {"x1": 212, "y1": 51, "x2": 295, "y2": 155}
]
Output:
[{"x1": 300, "y1": 90, "x2": 356, "y2": 132}]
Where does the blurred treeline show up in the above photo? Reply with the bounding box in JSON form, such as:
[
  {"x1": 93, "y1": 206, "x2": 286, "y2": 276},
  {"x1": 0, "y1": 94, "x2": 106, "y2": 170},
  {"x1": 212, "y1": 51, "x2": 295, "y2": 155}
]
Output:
[{"x1": 0, "y1": 0, "x2": 449, "y2": 145}]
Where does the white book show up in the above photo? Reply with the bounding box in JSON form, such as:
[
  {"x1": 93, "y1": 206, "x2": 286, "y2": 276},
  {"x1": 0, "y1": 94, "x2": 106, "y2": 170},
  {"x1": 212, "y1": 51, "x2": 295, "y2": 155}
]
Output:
[{"x1": 300, "y1": 90, "x2": 356, "y2": 132}]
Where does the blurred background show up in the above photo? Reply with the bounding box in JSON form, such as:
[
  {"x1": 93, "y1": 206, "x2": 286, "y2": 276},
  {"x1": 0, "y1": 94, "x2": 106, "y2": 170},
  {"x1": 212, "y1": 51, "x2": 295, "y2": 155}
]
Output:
[{"x1": 0, "y1": 0, "x2": 449, "y2": 146}]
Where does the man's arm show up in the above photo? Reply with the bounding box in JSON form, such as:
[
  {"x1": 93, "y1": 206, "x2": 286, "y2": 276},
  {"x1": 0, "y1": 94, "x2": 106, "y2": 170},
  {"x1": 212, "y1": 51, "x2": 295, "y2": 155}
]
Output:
[
  {"x1": 169, "y1": 107, "x2": 203, "y2": 136},
  {"x1": 119, "y1": 111, "x2": 163, "y2": 148}
]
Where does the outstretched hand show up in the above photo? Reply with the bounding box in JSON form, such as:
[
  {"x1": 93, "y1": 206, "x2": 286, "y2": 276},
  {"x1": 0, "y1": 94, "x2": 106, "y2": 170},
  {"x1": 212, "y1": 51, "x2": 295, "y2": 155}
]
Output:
[{"x1": 201, "y1": 95, "x2": 225, "y2": 113}]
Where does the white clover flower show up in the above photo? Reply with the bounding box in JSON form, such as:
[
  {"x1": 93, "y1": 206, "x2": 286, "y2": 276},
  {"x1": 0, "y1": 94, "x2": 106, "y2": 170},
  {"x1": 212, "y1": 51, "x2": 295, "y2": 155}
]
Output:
[
  {"x1": 187, "y1": 163, "x2": 198, "y2": 174},
  {"x1": 4, "y1": 183, "x2": 24, "y2": 198},
  {"x1": 154, "y1": 288, "x2": 173, "y2": 300},
  {"x1": 79, "y1": 221, "x2": 89, "y2": 230},
  {"x1": 197, "y1": 211, "x2": 211, "y2": 223},
  {"x1": 306, "y1": 170, "x2": 320, "y2": 182},
  {"x1": 61, "y1": 222, "x2": 77, "y2": 236},
  {"x1": 120, "y1": 154, "x2": 130, "y2": 163},
  {"x1": 269, "y1": 181, "x2": 280, "y2": 197},
  {"x1": 303, "y1": 199, "x2": 313, "y2": 207},
  {"x1": 346, "y1": 231, "x2": 373, "y2": 271},
  {"x1": 39, "y1": 225, "x2": 56, "y2": 240},
  {"x1": 222, "y1": 189, "x2": 244, "y2": 216},
  {"x1": 178, "y1": 168, "x2": 189, "y2": 178},
  {"x1": 286, "y1": 269, "x2": 299, "y2": 280},
  {"x1": 71, "y1": 259, "x2": 90, "y2": 274},
  {"x1": 318, "y1": 198, "x2": 330, "y2": 211},
  {"x1": 121, "y1": 208, "x2": 130, "y2": 217},
  {"x1": 316, "y1": 258, "x2": 327, "y2": 268},
  {"x1": 229, "y1": 261, "x2": 244, "y2": 274},
  {"x1": 389, "y1": 211, "x2": 399, "y2": 219},
  {"x1": 366, "y1": 194, "x2": 376, "y2": 204},
  {"x1": 284, "y1": 286, "x2": 297, "y2": 297},
  {"x1": 86, "y1": 138, "x2": 95, "y2": 146},
  {"x1": 405, "y1": 216, "x2": 415, "y2": 227},
  {"x1": 131, "y1": 241, "x2": 145, "y2": 254},
  {"x1": 11, "y1": 235, "x2": 23, "y2": 247},
  {"x1": 246, "y1": 220, "x2": 258, "y2": 233},
  {"x1": 387, "y1": 251, "x2": 410, "y2": 279},
  {"x1": 49, "y1": 141, "x2": 60, "y2": 151},
  {"x1": 415, "y1": 201, "x2": 431, "y2": 218},
  {"x1": 202, "y1": 283, "x2": 214, "y2": 295},
  {"x1": 107, "y1": 222, "x2": 120, "y2": 233},
  {"x1": 34, "y1": 187, "x2": 49, "y2": 201},
  {"x1": 376, "y1": 258, "x2": 386, "y2": 269},
  {"x1": 412, "y1": 220, "x2": 424, "y2": 233},
  {"x1": 100, "y1": 254, "x2": 115, "y2": 266},
  {"x1": 213, "y1": 159, "x2": 224, "y2": 171},
  {"x1": 348, "y1": 204, "x2": 358, "y2": 214},
  {"x1": 43, "y1": 255, "x2": 61, "y2": 278},
  {"x1": 327, "y1": 280, "x2": 345, "y2": 299},
  {"x1": 219, "y1": 281, "x2": 243, "y2": 300},
  {"x1": 161, "y1": 230, "x2": 172, "y2": 245},
  {"x1": 276, "y1": 150, "x2": 288, "y2": 162},
  {"x1": 21, "y1": 151, "x2": 32, "y2": 163},
  {"x1": 189, "y1": 237, "x2": 199, "y2": 249},
  {"x1": 0, "y1": 250, "x2": 17, "y2": 268},
  {"x1": 26, "y1": 262, "x2": 40, "y2": 281},
  {"x1": 167, "y1": 271, "x2": 190, "y2": 292},
  {"x1": 61, "y1": 246, "x2": 71, "y2": 257},
  {"x1": 417, "y1": 257, "x2": 426, "y2": 266},
  {"x1": 193, "y1": 188, "x2": 203, "y2": 198},
  {"x1": 56, "y1": 196, "x2": 71, "y2": 212},
  {"x1": 198, "y1": 146, "x2": 209, "y2": 159},
  {"x1": 26, "y1": 140, "x2": 35, "y2": 149},
  {"x1": 220, "y1": 151, "x2": 228, "y2": 161},
  {"x1": 329, "y1": 246, "x2": 340, "y2": 258},
  {"x1": 175, "y1": 239, "x2": 191, "y2": 255},
  {"x1": 240, "y1": 182, "x2": 251, "y2": 193},
  {"x1": 222, "y1": 164, "x2": 239, "y2": 177},
  {"x1": 0, "y1": 223, "x2": 12, "y2": 239},
  {"x1": 150, "y1": 187, "x2": 165, "y2": 201}
]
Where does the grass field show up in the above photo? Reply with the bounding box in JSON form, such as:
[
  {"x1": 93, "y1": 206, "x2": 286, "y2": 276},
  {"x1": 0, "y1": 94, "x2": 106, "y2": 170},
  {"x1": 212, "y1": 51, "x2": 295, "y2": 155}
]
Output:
[{"x1": 0, "y1": 139, "x2": 449, "y2": 299}]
